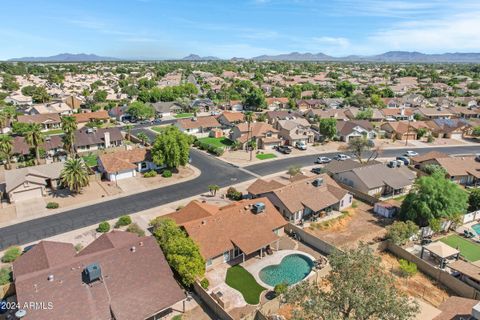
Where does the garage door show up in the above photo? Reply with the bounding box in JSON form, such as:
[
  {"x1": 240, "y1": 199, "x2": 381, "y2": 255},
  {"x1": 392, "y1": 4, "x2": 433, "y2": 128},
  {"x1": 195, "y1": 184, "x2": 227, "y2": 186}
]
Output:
[
  {"x1": 450, "y1": 133, "x2": 463, "y2": 140},
  {"x1": 109, "y1": 170, "x2": 135, "y2": 181},
  {"x1": 14, "y1": 188, "x2": 43, "y2": 202}
]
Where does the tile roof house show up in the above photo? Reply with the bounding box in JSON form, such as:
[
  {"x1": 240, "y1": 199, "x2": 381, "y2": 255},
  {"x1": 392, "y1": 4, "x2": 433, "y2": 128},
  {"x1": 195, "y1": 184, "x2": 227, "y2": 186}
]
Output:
[
  {"x1": 247, "y1": 174, "x2": 352, "y2": 223},
  {"x1": 74, "y1": 127, "x2": 123, "y2": 153},
  {"x1": 380, "y1": 107, "x2": 414, "y2": 121},
  {"x1": 381, "y1": 121, "x2": 430, "y2": 141},
  {"x1": 17, "y1": 113, "x2": 62, "y2": 131},
  {"x1": 410, "y1": 151, "x2": 449, "y2": 167},
  {"x1": 175, "y1": 116, "x2": 221, "y2": 136},
  {"x1": 73, "y1": 110, "x2": 110, "y2": 129},
  {"x1": 276, "y1": 118, "x2": 315, "y2": 145},
  {"x1": 230, "y1": 122, "x2": 281, "y2": 149},
  {"x1": 426, "y1": 118, "x2": 471, "y2": 139},
  {"x1": 296, "y1": 99, "x2": 324, "y2": 111},
  {"x1": 12, "y1": 231, "x2": 185, "y2": 320},
  {"x1": 304, "y1": 108, "x2": 348, "y2": 121},
  {"x1": 265, "y1": 110, "x2": 304, "y2": 125},
  {"x1": 336, "y1": 120, "x2": 376, "y2": 142},
  {"x1": 151, "y1": 101, "x2": 183, "y2": 117},
  {"x1": 217, "y1": 111, "x2": 245, "y2": 127},
  {"x1": 165, "y1": 198, "x2": 287, "y2": 268},
  {"x1": 449, "y1": 106, "x2": 480, "y2": 119},
  {"x1": 5, "y1": 93, "x2": 33, "y2": 106},
  {"x1": 98, "y1": 148, "x2": 163, "y2": 181},
  {"x1": 29, "y1": 102, "x2": 73, "y2": 115},
  {"x1": 12, "y1": 135, "x2": 63, "y2": 158},
  {"x1": 429, "y1": 156, "x2": 480, "y2": 186},
  {"x1": 265, "y1": 97, "x2": 289, "y2": 110},
  {"x1": 329, "y1": 161, "x2": 416, "y2": 198},
  {"x1": 415, "y1": 107, "x2": 454, "y2": 120},
  {"x1": 3, "y1": 161, "x2": 64, "y2": 203},
  {"x1": 432, "y1": 296, "x2": 479, "y2": 320},
  {"x1": 345, "y1": 107, "x2": 384, "y2": 121}
]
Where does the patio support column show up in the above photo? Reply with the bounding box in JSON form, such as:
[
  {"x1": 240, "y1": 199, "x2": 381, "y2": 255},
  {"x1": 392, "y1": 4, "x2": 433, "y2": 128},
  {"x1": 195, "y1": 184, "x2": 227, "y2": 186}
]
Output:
[
  {"x1": 276, "y1": 239, "x2": 279, "y2": 251},
  {"x1": 243, "y1": 253, "x2": 245, "y2": 263},
  {"x1": 260, "y1": 248, "x2": 263, "y2": 259},
  {"x1": 420, "y1": 247, "x2": 424, "y2": 259}
]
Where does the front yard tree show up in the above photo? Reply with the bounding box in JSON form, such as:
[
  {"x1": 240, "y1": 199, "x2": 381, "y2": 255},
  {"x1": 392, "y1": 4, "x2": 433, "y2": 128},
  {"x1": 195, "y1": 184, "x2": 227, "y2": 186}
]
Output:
[
  {"x1": 400, "y1": 171, "x2": 468, "y2": 227},
  {"x1": 136, "y1": 132, "x2": 149, "y2": 146},
  {"x1": 151, "y1": 218, "x2": 205, "y2": 286},
  {"x1": 243, "y1": 88, "x2": 266, "y2": 110},
  {"x1": 346, "y1": 136, "x2": 379, "y2": 163},
  {"x1": 25, "y1": 123, "x2": 44, "y2": 164},
  {"x1": 287, "y1": 165, "x2": 301, "y2": 178},
  {"x1": 61, "y1": 116, "x2": 77, "y2": 156},
  {"x1": 60, "y1": 158, "x2": 90, "y2": 193},
  {"x1": 318, "y1": 118, "x2": 337, "y2": 140},
  {"x1": 0, "y1": 134, "x2": 13, "y2": 170},
  {"x1": 285, "y1": 246, "x2": 419, "y2": 320},
  {"x1": 208, "y1": 184, "x2": 220, "y2": 196},
  {"x1": 127, "y1": 101, "x2": 155, "y2": 120},
  {"x1": 152, "y1": 126, "x2": 191, "y2": 169}
]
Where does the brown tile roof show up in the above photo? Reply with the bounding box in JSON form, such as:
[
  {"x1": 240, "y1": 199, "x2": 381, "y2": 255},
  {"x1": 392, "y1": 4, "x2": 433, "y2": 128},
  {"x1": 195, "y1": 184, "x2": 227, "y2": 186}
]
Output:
[
  {"x1": 13, "y1": 231, "x2": 185, "y2": 320},
  {"x1": 12, "y1": 135, "x2": 63, "y2": 155},
  {"x1": 235, "y1": 122, "x2": 278, "y2": 136},
  {"x1": 98, "y1": 148, "x2": 151, "y2": 173},
  {"x1": 220, "y1": 111, "x2": 245, "y2": 123},
  {"x1": 17, "y1": 113, "x2": 61, "y2": 125},
  {"x1": 434, "y1": 156, "x2": 480, "y2": 178},
  {"x1": 266, "y1": 97, "x2": 289, "y2": 105},
  {"x1": 167, "y1": 198, "x2": 287, "y2": 259},
  {"x1": 433, "y1": 296, "x2": 479, "y2": 320},
  {"x1": 177, "y1": 116, "x2": 220, "y2": 130},
  {"x1": 74, "y1": 127, "x2": 123, "y2": 148},
  {"x1": 381, "y1": 108, "x2": 414, "y2": 117},
  {"x1": 336, "y1": 120, "x2": 373, "y2": 136},
  {"x1": 247, "y1": 179, "x2": 286, "y2": 195},
  {"x1": 448, "y1": 260, "x2": 480, "y2": 282},
  {"x1": 410, "y1": 151, "x2": 449, "y2": 164},
  {"x1": 73, "y1": 110, "x2": 110, "y2": 123}
]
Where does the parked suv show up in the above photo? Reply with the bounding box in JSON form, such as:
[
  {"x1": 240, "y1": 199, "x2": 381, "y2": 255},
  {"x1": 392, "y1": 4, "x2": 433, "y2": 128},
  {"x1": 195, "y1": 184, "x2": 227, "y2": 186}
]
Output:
[
  {"x1": 295, "y1": 141, "x2": 307, "y2": 150},
  {"x1": 274, "y1": 145, "x2": 292, "y2": 154},
  {"x1": 333, "y1": 154, "x2": 351, "y2": 161}
]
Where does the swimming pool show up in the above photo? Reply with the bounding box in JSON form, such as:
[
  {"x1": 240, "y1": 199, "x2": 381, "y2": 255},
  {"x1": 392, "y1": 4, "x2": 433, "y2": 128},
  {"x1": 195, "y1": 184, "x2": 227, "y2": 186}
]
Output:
[
  {"x1": 259, "y1": 254, "x2": 314, "y2": 287},
  {"x1": 472, "y1": 223, "x2": 480, "y2": 236}
]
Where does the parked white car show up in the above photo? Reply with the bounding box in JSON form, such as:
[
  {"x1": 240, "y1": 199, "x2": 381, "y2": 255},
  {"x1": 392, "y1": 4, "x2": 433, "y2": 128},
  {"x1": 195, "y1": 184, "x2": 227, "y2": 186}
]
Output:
[
  {"x1": 315, "y1": 156, "x2": 332, "y2": 164},
  {"x1": 295, "y1": 141, "x2": 307, "y2": 150},
  {"x1": 334, "y1": 154, "x2": 351, "y2": 161},
  {"x1": 404, "y1": 150, "x2": 419, "y2": 157}
]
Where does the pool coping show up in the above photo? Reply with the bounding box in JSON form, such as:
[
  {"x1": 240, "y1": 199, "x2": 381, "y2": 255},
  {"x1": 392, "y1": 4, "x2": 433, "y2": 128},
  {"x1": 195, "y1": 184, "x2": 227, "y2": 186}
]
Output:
[{"x1": 242, "y1": 249, "x2": 316, "y2": 290}]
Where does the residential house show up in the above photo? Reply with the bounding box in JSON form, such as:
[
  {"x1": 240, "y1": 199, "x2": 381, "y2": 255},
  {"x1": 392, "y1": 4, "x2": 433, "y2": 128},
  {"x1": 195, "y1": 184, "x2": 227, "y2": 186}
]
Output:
[
  {"x1": 427, "y1": 118, "x2": 471, "y2": 139},
  {"x1": 381, "y1": 121, "x2": 430, "y2": 140},
  {"x1": 12, "y1": 231, "x2": 185, "y2": 320},
  {"x1": 428, "y1": 156, "x2": 480, "y2": 186},
  {"x1": 336, "y1": 120, "x2": 376, "y2": 142},
  {"x1": 304, "y1": 108, "x2": 348, "y2": 121},
  {"x1": 296, "y1": 99, "x2": 323, "y2": 111},
  {"x1": 449, "y1": 106, "x2": 480, "y2": 119},
  {"x1": 230, "y1": 122, "x2": 281, "y2": 149},
  {"x1": 432, "y1": 296, "x2": 480, "y2": 320},
  {"x1": 247, "y1": 174, "x2": 352, "y2": 223},
  {"x1": 98, "y1": 148, "x2": 163, "y2": 181},
  {"x1": 322, "y1": 98, "x2": 344, "y2": 109},
  {"x1": 176, "y1": 116, "x2": 221, "y2": 137},
  {"x1": 226, "y1": 100, "x2": 244, "y2": 112},
  {"x1": 29, "y1": 102, "x2": 73, "y2": 115},
  {"x1": 17, "y1": 113, "x2": 62, "y2": 131},
  {"x1": 191, "y1": 98, "x2": 214, "y2": 112},
  {"x1": 265, "y1": 97, "x2": 289, "y2": 110},
  {"x1": 265, "y1": 110, "x2": 302, "y2": 126},
  {"x1": 151, "y1": 101, "x2": 183, "y2": 118},
  {"x1": 409, "y1": 151, "x2": 449, "y2": 169},
  {"x1": 73, "y1": 110, "x2": 110, "y2": 129},
  {"x1": 380, "y1": 108, "x2": 414, "y2": 121},
  {"x1": 63, "y1": 95, "x2": 84, "y2": 109},
  {"x1": 5, "y1": 93, "x2": 32, "y2": 106},
  {"x1": 217, "y1": 111, "x2": 245, "y2": 128},
  {"x1": 165, "y1": 198, "x2": 286, "y2": 268},
  {"x1": 345, "y1": 107, "x2": 384, "y2": 122},
  {"x1": 448, "y1": 260, "x2": 480, "y2": 291},
  {"x1": 12, "y1": 135, "x2": 63, "y2": 159},
  {"x1": 276, "y1": 118, "x2": 315, "y2": 145},
  {"x1": 74, "y1": 127, "x2": 123, "y2": 153},
  {"x1": 326, "y1": 160, "x2": 416, "y2": 198},
  {"x1": 3, "y1": 161, "x2": 64, "y2": 203},
  {"x1": 108, "y1": 105, "x2": 129, "y2": 122},
  {"x1": 415, "y1": 107, "x2": 454, "y2": 120}
]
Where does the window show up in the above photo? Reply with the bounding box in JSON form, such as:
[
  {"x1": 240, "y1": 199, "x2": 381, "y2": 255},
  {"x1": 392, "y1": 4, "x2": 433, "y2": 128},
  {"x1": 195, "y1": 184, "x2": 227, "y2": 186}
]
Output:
[
  {"x1": 223, "y1": 251, "x2": 230, "y2": 262},
  {"x1": 206, "y1": 259, "x2": 212, "y2": 267}
]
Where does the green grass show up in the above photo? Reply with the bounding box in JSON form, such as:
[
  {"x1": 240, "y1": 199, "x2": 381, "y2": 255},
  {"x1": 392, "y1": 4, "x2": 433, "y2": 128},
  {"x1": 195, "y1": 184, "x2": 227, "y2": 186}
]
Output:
[
  {"x1": 82, "y1": 154, "x2": 98, "y2": 167},
  {"x1": 174, "y1": 113, "x2": 194, "y2": 119},
  {"x1": 256, "y1": 153, "x2": 277, "y2": 160},
  {"x1": 440, "y1": 235, "x2": 480, "y2": 262},
  {"x1": 198, "y1": 137, "x2": 234, "y2": 148},
  {"x1": 225, "y1": 265, "x2": 265, "y2": 305},
  {"x1": 44, "y1": 128, "x2": 64, "y2": 135},
  {"x1": 151, "y1": 126, "x2": 164, "y2": 133}
]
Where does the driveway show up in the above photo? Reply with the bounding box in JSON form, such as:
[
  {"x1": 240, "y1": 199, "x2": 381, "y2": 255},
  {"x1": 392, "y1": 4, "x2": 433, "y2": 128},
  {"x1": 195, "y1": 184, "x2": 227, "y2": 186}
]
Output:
[
  {"x1": 116, "y1": 177, "x2": 147, "y2": 193},
  {"x1": 15, "y1": 198, "x2": 46, "y2": 219}
]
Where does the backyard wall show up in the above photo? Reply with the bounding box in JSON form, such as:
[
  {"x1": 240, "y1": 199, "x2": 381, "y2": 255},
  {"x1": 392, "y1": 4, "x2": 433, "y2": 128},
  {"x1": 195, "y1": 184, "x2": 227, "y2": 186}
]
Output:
[
  {"x1": 386, "y1": 241, "x2": 480, "y2": 300},
  {"x1": 336, "y1": 182, "x2": 380, "y2": 205},
  {"x1": 285, "y1": 223, "x2": 340, "y2": 255},
  {"x1": 192, "y1": 281, "x2": 234, "y2": 320}
]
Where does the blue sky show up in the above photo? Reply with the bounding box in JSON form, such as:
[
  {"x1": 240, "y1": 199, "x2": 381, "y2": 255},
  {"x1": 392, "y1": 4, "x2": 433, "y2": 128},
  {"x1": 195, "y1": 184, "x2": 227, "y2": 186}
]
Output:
[{"x1": 1, "y1": 0, "x2": 480, "y2": 60}]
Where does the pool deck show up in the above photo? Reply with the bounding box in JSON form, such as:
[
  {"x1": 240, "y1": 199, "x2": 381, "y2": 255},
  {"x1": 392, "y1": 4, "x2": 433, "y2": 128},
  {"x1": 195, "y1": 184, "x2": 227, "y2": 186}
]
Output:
[
  {"x1": 241, "y1": 249, "x2": 316, "y2": 290},
  {"x1": 456, "y1": 221, "x2": 480, "y2": 241}
]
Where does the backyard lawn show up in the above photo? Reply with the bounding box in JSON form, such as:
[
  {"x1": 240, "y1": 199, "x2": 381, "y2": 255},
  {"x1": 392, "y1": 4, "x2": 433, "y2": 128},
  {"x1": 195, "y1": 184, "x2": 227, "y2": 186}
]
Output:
[
  {"x1": 82, "y1": 154, "x2": 98, "y2": 167},
  {"x1": 198, "y1": 137, "x2": 234, "y2": 148},
  {"x1": 440, "y1": 234, "x2": 480, "y2": 262},
  {"x1": 225, "y1": 265, "x2": 265, "y2": 305},
  {"x1": 174, "y1": 113, "x2": 194, "y2": 119},
  {"x1": 256, "y1": 153, "x2": 277, "y2": 160},
  {"x1": 44, "y1": 128, "x2": 64, "y2": 135}
]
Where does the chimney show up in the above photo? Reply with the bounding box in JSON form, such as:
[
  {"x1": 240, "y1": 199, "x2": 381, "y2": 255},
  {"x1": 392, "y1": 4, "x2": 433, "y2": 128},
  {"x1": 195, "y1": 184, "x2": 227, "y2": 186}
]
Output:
[
  {"x1": 131, "y1": 246, "x2": 136, "y2": 252},
  {"x1": 48, "y1": 274, "x2": 54, "y2": 281},
  {"x1": 104, "y1": 131, "x2": 111, "y2": 148}
]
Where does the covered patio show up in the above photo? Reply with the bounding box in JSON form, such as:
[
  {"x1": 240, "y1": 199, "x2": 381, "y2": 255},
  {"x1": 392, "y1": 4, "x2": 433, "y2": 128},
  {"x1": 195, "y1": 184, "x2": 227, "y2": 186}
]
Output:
[{"x1": 420, "y1": 242, "x2": 460, "y2": 269}]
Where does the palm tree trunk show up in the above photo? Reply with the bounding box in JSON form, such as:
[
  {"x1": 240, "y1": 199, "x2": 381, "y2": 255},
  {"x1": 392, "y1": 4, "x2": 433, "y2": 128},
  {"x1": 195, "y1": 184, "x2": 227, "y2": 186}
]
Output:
[{"x1": 35, "y1": 146, "x2": 41, "y2": 164}]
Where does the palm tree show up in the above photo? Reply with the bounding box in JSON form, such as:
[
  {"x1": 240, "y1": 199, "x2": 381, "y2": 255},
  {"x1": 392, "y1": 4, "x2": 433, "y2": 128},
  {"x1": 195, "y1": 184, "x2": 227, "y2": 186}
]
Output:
[
  {"x1": 208, "y1": 184, "x2": 220, "y2": 196},
  {"x1": 25, "y1": 124, "x2": 44, "y2": 164},
  {"x1": 60, "y1": 158, "x2": 90, "y2": 193},
  {"x1": 125, "y1": 124, "x2": 133, "y2": 142},
  {"x1": 136, "y1": 132, "x2": 149, "y2": 146},
  {"x1": 0, "y1": 106, "x2": 16, "y2": 134},
  {"x1": 0, "y1": 134, "x2": 13, "y2": 170},
  {"x1": 61, "y1": 116, "x2": 77, "y2": 157},
  {"x1": 244, "y1": 111, "x2": 254, "y2": 160},
  {"x1": 0, "y1": 112, "x2": 8, "y2": 134}
]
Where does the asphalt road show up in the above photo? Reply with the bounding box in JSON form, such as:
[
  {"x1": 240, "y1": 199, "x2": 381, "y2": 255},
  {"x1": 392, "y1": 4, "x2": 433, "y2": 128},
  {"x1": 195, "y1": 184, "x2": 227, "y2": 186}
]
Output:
[{"x1": 1, "y1": 144, "x2": 480, "y2": 249}]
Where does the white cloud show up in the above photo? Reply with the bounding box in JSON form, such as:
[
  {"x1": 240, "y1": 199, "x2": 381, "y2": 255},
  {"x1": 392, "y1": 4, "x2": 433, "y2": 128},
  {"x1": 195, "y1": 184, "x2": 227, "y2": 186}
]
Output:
[{"x1": 312, "y1": 37, "x2": 350, "y2": 49}]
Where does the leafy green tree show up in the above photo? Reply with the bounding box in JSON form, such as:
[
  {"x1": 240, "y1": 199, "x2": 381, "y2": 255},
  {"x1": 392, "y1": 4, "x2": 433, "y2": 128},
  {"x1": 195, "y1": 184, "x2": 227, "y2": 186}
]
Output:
[
  {"x1": 274, "y1": 282, "x2": 288, "y2": 297},
  {"x1": 399, "y1": 259, "x2": 418, "y2": 278},
  {"x1": 136, "y1": 132, "x2": 149, "y2": 145},
  {"x1": 151, "y1": 218, "x2": 205, "y2": 286},
  {"x1": 1, "y1": 74, "x2": 19, "y2": 91},
  {"x1": 60, "y1": 158, "x2": 90, "y2": 193},
  {"x1": 355, "y1": 108, "x2": 374, "y2": 120},
  {"x1": 97, "y1": 221, "x2": 110, "y2": 233},
  {"x1": 336, "y1": 81, "x2": 356, "y2": 98},
  {"x1": 400, "y1": 171, "x2": 468, "y2": 226},
  {"x1": 0, "y1": 267, "x2": 12, "y2": 285},
  {"x1": 381, "y1": 87, "x2": 395, "y2": 98},
  {"x1": 124, "y1": 124, "x2": 133, "y2": 142},
  {"x1": 386, "y1": 221, "x2": 419, "y2": 245},
  {"x1": 0, "y1": 134, "x2": 13, "y2": 169},
  {"x1": 472, "y1": 126, "x2": 480, "y2": 137},
  {"x1": 208, "y1": 184, "x2": 220, "y2": 196},
  {"x1": 346, "y1": 136, "x2": 377, "y2": 163},
  {"x1": 416, "y1": 127, "x2": 428, "y2": 139},
  {"x1": 93, "y1": 90, "x2": 108, "y2": 102},
  {"x1": 127, "y1": 101, "x2": 155, "y2": 119},
  {"x1": 61, "y1": 116, "x2": 77, "y2": 156},
  {"x1": 468, "y1": 188, "x2": 480, "y2": 211},
  {"x1": 287, "y1": 165, "x2": 301, "y2": 177},
  {"x1": 285, "y1": 246, "x2": 418, "y2": 320},
  {"x1": 1, "y1": 246, "x2": 21, "y2": 263},
  {"x1": 242, "y1": 88, "x2": 266, "y2": 110},
  {"x1": 423, "y1": 164, "x2": 447, "y2": 175},
  {"x1": 151, "y1": 126, "x2": 191, "y2": 169},
  {"x1": 25, "y1": 123, "x2": 44, "y2": 164},
  {"x1": 318, "y1": 118, "x2": 337, "y2": 140},
  {"x1": 12, "y1": 122, "x2": 33, "y2": 135}
]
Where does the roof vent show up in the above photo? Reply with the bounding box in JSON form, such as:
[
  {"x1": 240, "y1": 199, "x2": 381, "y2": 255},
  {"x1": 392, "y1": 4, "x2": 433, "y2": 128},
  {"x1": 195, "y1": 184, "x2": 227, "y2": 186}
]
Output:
[
  {"x1": 82, "y1": 263, "x2": 102, "y2": 284},
  {"x1": 139, "y1": 241, "x2": 144, "y2": 247},
  {"x1": 47, "y1": 274, "x2": 54, "y2": 281},
  {"x1": 131, "y1": 246, "x2": 136, "y2": 252},
  {"x1": 252, "y1": 202, "x2": 266, "y2": 214},
  {"x1": 312, "y1": 178, "x2": 324, "y2": 187},
  {"x1": 15, "y1": 309, "x2": 27, "y2": 319}
]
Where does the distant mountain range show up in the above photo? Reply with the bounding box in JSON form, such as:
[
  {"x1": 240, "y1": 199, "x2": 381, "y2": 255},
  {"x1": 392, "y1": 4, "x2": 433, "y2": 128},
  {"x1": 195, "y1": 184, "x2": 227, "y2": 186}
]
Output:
[
  {"x1": 7, "y1": 51, "x2": 480, "y2": 63},
  {"x1": 8, "y1": 53, "x2": 122, "y2": 62}
]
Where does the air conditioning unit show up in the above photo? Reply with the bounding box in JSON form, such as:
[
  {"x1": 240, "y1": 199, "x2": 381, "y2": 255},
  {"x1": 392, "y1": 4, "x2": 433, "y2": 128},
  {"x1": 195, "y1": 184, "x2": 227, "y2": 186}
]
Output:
[
  {"x1": 252, "y1": 202, "x2": 266, "y2": 214},
  {"x1": 83, "y1": 262, "x2": 102, "y2": 284},
  {"x1": 312, "y1": 178, "x2": 324, "y2": 187}
]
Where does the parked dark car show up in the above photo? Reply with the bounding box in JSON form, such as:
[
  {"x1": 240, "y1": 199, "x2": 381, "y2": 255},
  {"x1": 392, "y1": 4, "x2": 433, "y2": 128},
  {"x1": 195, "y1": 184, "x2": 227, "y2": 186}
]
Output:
[
  {"x1": 396, "y1": 156, "x2": 410, "y2": 165},
  {"x1": 311, "y1": 167, "x2": 324, "y2": 174},
  {"x1": 275, "y1": 145, "x2": 292, "y2": 154}
]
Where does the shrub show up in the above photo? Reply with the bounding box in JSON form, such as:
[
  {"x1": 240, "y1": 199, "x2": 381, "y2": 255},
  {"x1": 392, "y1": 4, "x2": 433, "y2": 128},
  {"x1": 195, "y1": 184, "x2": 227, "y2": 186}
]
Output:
[
  {"x1": 126, "y1": 223, "x2": 145, "y2": 236},
  {"x1": 212, "y1": 147, "x2": 224, "y2": 156},
  {"x1": 0, "y1": 267, "x2": 12, "y2": 285},
  {"x1": 399, "y1": 259, "x2": 418, "y2": 278},
  {"x1": 172, "y1": 315, "x2": 182, "y2": 320},
  {"x1": 143, "y1": 170, "x2": 157, "y2": 178},
  {"x1": 115, "y1": 215, "x2": 132, "y2": 228},
  {"x1": 162, "y1": 170, "x2": 172, "y2": 178},
  {"x1": 74, "y1": 244, "x2": 84, "y2": 252},
  {"x1": 427, "y1": 135, "x2": 434, "y2": 143},
  {"x1": 1, "y1": 246, "x2": 21, "y2": 263},
  {"x1": 274, "y1": 282, "x2": 288, "y2": 296},
  {"x1": 97, "y1": 221, "x2": 110, "y2": 233},
  {"x1": 200, "y1": 278, "x2": 210, "y2": 289},
  {"x1": 226, "y1": 187, "x2": 242, "y2": 201},
  {"x1": 46, "y1": 202, "x2": 59, "y2": 209},
  {"x1": 386, "y1": 221, "x2": 419, "y2": 245}
]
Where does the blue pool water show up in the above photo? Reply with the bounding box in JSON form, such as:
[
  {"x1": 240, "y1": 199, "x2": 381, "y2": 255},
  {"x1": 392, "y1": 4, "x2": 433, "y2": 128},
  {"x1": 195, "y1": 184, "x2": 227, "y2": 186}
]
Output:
[
  {"x1": 472, "y1": 223, "x2": 480, "y2": 236},
  {"x1": 259, "y1": 254, "x2": 314, "y2": 287}
]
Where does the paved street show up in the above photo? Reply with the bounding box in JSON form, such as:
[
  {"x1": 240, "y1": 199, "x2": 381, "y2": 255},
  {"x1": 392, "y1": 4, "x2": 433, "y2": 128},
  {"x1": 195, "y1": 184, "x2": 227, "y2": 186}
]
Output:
[{"x1": 0, "y1": 144, "x2": 480, "y2": 249}]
